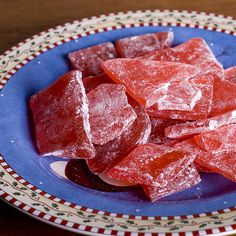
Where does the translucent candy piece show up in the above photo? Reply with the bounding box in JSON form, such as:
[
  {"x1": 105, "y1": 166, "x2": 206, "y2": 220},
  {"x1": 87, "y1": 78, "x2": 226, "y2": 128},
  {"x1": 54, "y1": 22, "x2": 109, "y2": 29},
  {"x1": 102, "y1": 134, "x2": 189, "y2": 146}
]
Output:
[
  {"x1": 148, "y1": 117, "x2": 182, "y2": 146},
  {"x1": 176, "y1": 139, "x2": 236, "y2": 182},
  {"x1": 29, "y1": 70, "x2": 95, "y2": 159},
  {"x1": 87, "y1": 99, "x2": 151, "y2": 174},
  {"x1": 209, "y1": 77, "x2": 236, "y2": 117},
  {"x1": 102, "y1": 58, "x2": 200, "y2": 108},
  {"x1": 107, "y1": 143, "x2": 195, "y2": 187},
  {"x1": 194, "y1": 162, "x2": 213, "y2": 173},
  {"x1": 142, "y1": 164, "x2": 201, "y2": 201},
  {"x1": 87, "y1": 84, "x2": 137, "y2": 145},
  {"x1": 194, "y1": 124, "x2": 236, "y2": 154},
  {"x1": 147, "y1": 74, "x2": 214, "y2": 120},
  {"x1": 83, "y1": 73, "x2": 113, "y2": 93},
  {"x1": 115, "y1": 32, "x2": 173, "y2": 58},
  {"x1": 143, "y1": 37, "x2": 224, "y2": 78},
  {"x1": 68, "y1": 42, "x2": 117, "y2": 77},
  {"x1": 225, "y1": 66, "x2": 236, "y2": 84},
  {"x1": 156, "y1": 81, "x2": 202, "y2": 111},
  {"x1": 165, "y1": 110, "x2": 236, "y2": 139}
]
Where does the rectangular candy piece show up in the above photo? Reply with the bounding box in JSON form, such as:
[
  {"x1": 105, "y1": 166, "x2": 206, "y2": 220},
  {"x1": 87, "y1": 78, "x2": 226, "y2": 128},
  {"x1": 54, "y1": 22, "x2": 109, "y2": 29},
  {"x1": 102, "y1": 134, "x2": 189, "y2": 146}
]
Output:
[
  {"x1": 194, "y1": 124, "x2": 236, "y2": 154},
  {"x1": 107, "y1": 143, "x2": 195, "y2": 187},
  {"x1": 29, "y1": 70, "x2": 95, "y2": 159},
  {"x1": 147, "y1": 74, "x2": 214, "y2": 120},
  {"x1": 87, "y1": 84, "x2": 137, "y2": 145},
  {"x1": 68, "y1": 42, "x2": 117, "y2": 77},
  {"x1": 209, "y1": 77, "x2": 236, "y2": 117},
  {"x1": 142, "y1": 165, "x2": 201, "y2": 201},
  {"x1": 165, "y1": 110, "x2": 236, "y2": 139},
  {"x1": 115, "y1": 32, "x2": 173, "y2": 58},
  {"x1": 102, "y1": 59, "x2": 200, "y2": 108},
  {"x1": 225, "y1": 66, "x2": 236, "y2": 84},
  {"x1": 143, "y1": 37, "x2": 224, "y2": 79}
]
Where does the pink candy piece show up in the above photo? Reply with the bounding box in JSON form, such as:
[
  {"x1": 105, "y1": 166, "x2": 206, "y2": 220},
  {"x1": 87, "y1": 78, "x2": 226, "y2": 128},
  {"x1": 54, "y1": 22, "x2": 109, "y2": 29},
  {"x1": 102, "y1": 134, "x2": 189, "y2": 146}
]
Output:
[
  {"x1": 68, "y1": 42, "x2": 117, "y2": 77},
  {"x1": 87, "y1": 84, "x2": 137, "y2": 145},
  {"x1": 165, "y1": 110, "x2": 236, "y2": 139},
  {"x1": 29, "y1": 70, "x2": 95, "y2": 159},
  {"x1": 147, "y1": 74, "x2": 214, "y2": 120},
  {"x1": 225, "y1": 66, "x2": 236, "y2": 84},
  {"x1": 107, "y1": 143, "x2": 195, "y2": 187},
  {"x1": 102, "y1": 58, "x2": 200, "y2": 108},
  {"x1": 142, "y1": 164, "x2": 201, "y2": 201},
  {"x1": 194, "y1": 124, "x2": 236, "y2": 154},
  {"x1": 143, "y1": 37, "x2": 224, "y2": 78},
  {"x1": 116, "y1": 32, "x2": 173, "y2": 58}
]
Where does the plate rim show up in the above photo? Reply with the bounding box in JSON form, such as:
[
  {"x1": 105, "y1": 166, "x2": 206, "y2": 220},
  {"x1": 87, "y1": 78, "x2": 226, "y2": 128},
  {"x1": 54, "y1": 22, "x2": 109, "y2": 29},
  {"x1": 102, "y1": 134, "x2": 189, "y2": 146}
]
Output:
[{"x1": 1, "y1": 9, "x2": 236, "y2": 235}]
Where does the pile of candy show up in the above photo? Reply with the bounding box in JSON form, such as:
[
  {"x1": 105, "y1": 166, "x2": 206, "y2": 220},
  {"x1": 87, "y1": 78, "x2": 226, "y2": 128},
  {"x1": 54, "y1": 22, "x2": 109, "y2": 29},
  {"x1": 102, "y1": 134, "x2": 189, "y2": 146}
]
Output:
[{"x1": 29, "y1": 32, "x2": 236, "y2": 201}]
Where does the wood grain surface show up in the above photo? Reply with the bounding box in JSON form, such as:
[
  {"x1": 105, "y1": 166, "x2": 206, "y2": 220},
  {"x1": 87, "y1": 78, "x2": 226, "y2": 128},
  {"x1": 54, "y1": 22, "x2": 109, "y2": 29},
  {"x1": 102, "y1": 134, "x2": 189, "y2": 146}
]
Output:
[{"x1": 1, "y1": 1, "x2": 236, "y2": 235}]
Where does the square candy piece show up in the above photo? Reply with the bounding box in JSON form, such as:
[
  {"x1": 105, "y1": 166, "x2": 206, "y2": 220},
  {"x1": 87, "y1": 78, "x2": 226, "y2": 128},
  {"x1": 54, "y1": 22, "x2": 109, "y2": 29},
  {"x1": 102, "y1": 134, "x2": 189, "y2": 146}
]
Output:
[
  {"x1": 142, "y1": 164, "x2": 201, "y2": 201},
  {"x1": 107, "y1": 143, "x2": 195, "y2": 187},
  {"x1": 102, "y1": 58, "x2": 200, "y2": 108},
  {"x1": 87, "y1": 84, "x2": 137, "y2": 145},
  {"x1": 68, "y1": 42, "x2": 117, "y2": 77},
  {"x1": 29, "y1": 70, "x2": 95, "y2": 159},
  {"x1": 115, "y1": 32, "x2": 173, "y2": 58}
]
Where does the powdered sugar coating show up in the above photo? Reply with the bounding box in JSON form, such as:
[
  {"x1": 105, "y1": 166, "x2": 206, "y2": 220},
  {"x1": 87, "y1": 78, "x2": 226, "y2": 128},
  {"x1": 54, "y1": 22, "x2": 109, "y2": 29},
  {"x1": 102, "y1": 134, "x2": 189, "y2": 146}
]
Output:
[
  {"x1": 87, "y1": 84, "x2": 137, "y2": 145},
  {"x1": 102, "y1": 59, "x2": 200, "y2": 108},
  {"x1": 29, "y1": 70, "x2": 95, "y2": 159}
]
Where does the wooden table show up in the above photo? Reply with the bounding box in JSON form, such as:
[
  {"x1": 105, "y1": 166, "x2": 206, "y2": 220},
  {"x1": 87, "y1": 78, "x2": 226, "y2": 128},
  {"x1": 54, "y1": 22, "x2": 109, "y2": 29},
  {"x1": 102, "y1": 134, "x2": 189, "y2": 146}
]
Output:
[{"x1": 1, "y1": 1, "x2": 236, "y2": 235}]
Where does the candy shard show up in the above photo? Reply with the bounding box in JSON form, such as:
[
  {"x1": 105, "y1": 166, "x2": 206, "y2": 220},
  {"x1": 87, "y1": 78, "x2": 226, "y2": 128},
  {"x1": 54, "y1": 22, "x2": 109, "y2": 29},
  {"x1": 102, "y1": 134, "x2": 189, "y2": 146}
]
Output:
[
  {"x1": 87, "y1": 99, "x2": 151, "y2": 174},
  {"x1": 225, "y1": 66, "x2": 236, "y2": 84},
  {"x1": 142, "y1": 164, "x2": 201, "y2": 201},
  {"x1": 87, "y1": 84, "x2": 137, "y2": 145},
  {"x1": 165, "y1": 109, "x2": 236, "y2": 139},
  {"x1": 29, "y1": 70, "x2": 95, "y2": 159},
  {"x1": 107, "y1": 143, "x2": 195, "y2": 187},
  {"x1": 102, "y1": 58, "x2": 200, "y2": 108},
  {"x1": 194, "y1": 124, "x2": 236, "y2": 154},
  {"x1": 116, "y1": 32, "x2": 173, "y2": 58},
  {"x1": 68, "y1": 42, "x2": 117, "y2": 77}
]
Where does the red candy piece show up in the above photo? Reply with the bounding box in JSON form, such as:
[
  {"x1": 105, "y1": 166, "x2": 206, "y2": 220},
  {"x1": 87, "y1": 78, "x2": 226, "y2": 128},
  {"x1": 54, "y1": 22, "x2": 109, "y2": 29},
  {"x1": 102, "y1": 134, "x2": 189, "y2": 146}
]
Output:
[
  {"x1": 194, "y1": 124, "x2": 236, "y2": 154},
  {"x1": 107, "y1": 143, "x2": 195, "y2": 187},
  {"x1": 165, "y1": 110, "x2": 236, "y2": 139},
  {"x1": 87, "y1": 84, "x2": 137, "y2": 145},
  {"x1": 87, "y1": 100, "x2": 151, "y2": 174},
  {"x1": 147, "y1": 74, "x2": 214, "y2": 120},
  {"x1": 148, "y1": 117, "x2": 181, "y2": 146},
  {"x1": 102, "y1": 58, "x2": 200, "y2": 108},
  {"x1": 143, "y1": 37, "x2": 223, "y2": 78},
  {"x1": 29, "y1": 70, "x2": 95, "y2": 159},
  {"x1": 225, "y1": 66, "x2": 236, "y2": 84},
  {"x1": 68, "y1": 42, "x2": 117, "y2": 77},
  {"x1": 116, "y1": 32, "x2": 173, "y2": 58},
  {"x1": 209, "y1": 77, "x2": 236, "y2": 117},
  {"x1": 83, "y1": 73, "x2": 113, "y2": 93},
  {"x1": 142, "y1": 164, "x2": 201, "y2": 201},
  {"x1": 194, "y1": 162, "x2": 213, "y2": 173}
]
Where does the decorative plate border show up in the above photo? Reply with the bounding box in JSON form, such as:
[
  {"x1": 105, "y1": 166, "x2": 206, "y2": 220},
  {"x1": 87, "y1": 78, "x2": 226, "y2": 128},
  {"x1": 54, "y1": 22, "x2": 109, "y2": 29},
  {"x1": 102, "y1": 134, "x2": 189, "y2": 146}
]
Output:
[{"x1": 1, "y1": 9, "x2": 236, "y2": 235}]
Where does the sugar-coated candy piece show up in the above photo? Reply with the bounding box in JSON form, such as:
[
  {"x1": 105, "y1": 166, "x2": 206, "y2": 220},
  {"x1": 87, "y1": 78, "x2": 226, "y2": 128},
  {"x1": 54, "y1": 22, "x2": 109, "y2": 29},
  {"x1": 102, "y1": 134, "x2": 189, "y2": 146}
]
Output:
[
  {"x1": 225, "y1": 66, "x2": 236, "y2": 84},
  {"x1": 102, "y1": 59, "x2": 200, "y2": 108},
  {"x1": 148, "y1": 117, "x2": 182, "y2": 146},
  {"x1": 194, "y1": 124, "x2": 236, "y2": 154},
  {"x1": 87, "y1": 84, "x2": 137, "y2": 145},
  {"x1": 165, "y1": 110, "x2": 236, "y2": 139},
  {"x1": 107, "y1": 143, "x2": 195, "y2": 187},
  {"x1": 83, "y1": 73, "x2": 113, "y2": 93},
  {"x1": 209, "y1": 77, "x2": 236, "y2": 117},
  {"x1": 87, "y1": 99, "x2": 151, "y2": 174},
  {"x1": 143, "y1": 37, "x2": 224, "y2": 78},
  {"x1": 68, "y1": 42, "x2": 117, "y2": 77},
  {"x1": 29, "y1": 70, "x2": 95, "y2": 159},
  {"x1": 147, "y1": 74, "x2": 214, "y2": 120},
  {"x1": 116, "y1": 32, "x2": 173, "y2": 58},
  {"x1": 142, "y1": 164, "x2": 201, "y2": 201}
]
